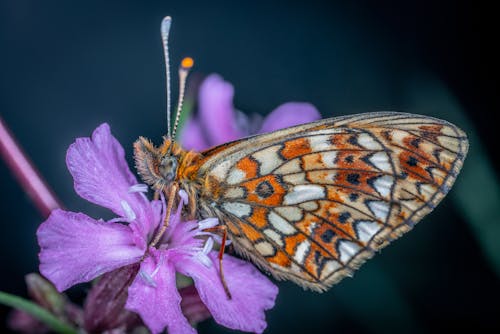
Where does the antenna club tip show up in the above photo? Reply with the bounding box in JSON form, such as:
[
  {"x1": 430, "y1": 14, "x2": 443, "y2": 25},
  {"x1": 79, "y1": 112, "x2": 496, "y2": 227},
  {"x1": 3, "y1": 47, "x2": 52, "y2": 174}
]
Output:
[
  {"x1": 161, "y1": 16, "x2": 172, "y2": 31},
  {"x1": 181, "y1": 57, "x2": 194, "y2": 69}
]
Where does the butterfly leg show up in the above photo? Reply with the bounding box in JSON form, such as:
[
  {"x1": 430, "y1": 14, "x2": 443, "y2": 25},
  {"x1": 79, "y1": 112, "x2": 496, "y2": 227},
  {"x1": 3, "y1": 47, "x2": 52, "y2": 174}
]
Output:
[
  {"x1": 203, "y1": 225, "x2": 232, "y2": 300},
  {"x1": 150, "y1": 183, "x2": 178, "y2": 248}
]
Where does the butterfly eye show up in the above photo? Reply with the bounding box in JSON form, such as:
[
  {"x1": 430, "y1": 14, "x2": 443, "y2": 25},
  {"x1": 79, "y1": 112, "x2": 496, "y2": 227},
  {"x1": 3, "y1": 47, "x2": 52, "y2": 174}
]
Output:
[{"x1": 159, "y1": 156, "x2": 178, "y2": 182}]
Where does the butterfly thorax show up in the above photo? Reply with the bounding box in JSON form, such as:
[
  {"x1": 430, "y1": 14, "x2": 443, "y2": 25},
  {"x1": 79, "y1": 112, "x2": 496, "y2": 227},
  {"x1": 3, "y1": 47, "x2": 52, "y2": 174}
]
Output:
[{"x1": 133, "y1": 136, "x2": 203, "y2": 217}]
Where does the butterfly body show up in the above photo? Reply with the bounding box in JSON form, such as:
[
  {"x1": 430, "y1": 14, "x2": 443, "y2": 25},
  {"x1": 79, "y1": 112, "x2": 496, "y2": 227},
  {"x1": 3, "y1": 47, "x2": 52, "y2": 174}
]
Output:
[{"x1": 134, "y1": 112, "x2": 468, "y2": 292}]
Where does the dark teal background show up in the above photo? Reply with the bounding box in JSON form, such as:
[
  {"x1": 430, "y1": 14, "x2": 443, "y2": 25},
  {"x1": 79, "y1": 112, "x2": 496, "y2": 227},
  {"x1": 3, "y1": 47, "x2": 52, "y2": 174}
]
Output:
[{"x1": 1, "y1": 1, "x2": 498, "y2": 333}]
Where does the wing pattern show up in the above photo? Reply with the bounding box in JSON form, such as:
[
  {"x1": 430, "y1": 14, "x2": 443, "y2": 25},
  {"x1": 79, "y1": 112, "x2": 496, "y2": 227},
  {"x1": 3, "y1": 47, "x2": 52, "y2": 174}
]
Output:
[{"x1": 196, "y1": 112, "x2": 468, "y2": 291}]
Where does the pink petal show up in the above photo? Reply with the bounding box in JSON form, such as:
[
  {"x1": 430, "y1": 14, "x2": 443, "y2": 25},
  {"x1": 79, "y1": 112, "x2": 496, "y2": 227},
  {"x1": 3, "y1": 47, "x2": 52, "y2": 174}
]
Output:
[
  {"x1": 126, "y1": 249, "x2": 195, "y2": 334},
  {"x1": 179, "y1": 118, "x2": 209, "y2": 151},
  {"x1": 66, "y1": 123, "x2": 157, "y2": 239},
  {"x1": 259, "y1": 102, "x2": 321, "y2": 134},
  {"x1": 163, "y1": 204, "x2": 204, "y2": 251},
  {"x1": 177, "y1": 252, "x2": 278, "y2": 333},
  {"x1": 199, "y1": 74, "x2": 242, "y2": 145},
  {"x1": 37, "y1": 209, "x2": 144, "y2": 292}
]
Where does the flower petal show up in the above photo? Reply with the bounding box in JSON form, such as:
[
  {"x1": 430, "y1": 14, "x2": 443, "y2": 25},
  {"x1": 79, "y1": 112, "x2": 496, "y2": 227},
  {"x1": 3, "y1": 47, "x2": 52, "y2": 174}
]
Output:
[
  {"x1": 37, "y1": 209, "x2": 144, "y2": 292},
  {"x1": 66, "y1": 123, "x2": 157, "y2": 239},
  {"x1": 126, "y1": 249, "x2": 195, "y2": 334},
  {"x1": 179, "y1": 118, "x2": 209, "y2": 151},
  {"x1": 163, "y1": 204, "x2": 204, "y2": 252},
  {"x1": 177, "y1": 252, "x2": 278, "y2": 333},
  {"x1": 198, "y1": 74, "x2": 242, "y2": 145},
  {"x1": 259, "y1": 102, "x2": 321, "y2": 134}
]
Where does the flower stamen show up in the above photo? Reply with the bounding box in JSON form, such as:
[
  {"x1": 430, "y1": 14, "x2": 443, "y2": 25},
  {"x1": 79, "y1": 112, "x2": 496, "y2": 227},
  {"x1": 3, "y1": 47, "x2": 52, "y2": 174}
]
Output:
[
  {"x1": 194, "y1": 237, "x2": 214, "y2": 268},
  {"x1": 129, "y1": 184, "x2": 149, "y2": 193},
  {"x1": 178, "y1": 189, "x2": 189, "y2": 205},
  {"x1": 120, "y1": 200, "x2": 136, "y2": 220},
  {"x1": 139, "y1": 270, "x2": 157, "y2": 288}
]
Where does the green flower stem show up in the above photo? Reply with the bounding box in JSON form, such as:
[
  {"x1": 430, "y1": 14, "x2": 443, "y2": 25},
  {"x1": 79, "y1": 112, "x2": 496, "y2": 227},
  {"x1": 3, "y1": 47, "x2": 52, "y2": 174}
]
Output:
[{"x1": 0, "y1": 291, "x2": 77, "y2": 334}]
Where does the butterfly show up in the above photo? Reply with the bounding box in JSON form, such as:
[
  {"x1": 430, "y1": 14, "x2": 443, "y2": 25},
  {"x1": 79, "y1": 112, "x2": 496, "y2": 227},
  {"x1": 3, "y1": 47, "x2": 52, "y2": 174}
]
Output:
[{"x1": 133, "y1": 17, "x2": 468, "y2": 293}]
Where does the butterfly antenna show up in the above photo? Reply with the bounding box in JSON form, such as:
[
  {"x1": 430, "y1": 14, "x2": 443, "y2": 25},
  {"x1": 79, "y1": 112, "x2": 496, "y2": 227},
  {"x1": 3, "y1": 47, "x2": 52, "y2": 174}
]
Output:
[
  {"x1": 161, "y1": 16, "x2": 172, "y2": 138},
  {"x1": 171, "y1": 57, "x2": 194, "y2": 141}
]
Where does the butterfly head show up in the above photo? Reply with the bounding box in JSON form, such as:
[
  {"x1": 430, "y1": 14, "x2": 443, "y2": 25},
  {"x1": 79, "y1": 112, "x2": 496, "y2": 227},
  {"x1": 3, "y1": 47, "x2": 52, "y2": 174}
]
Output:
[{"x1": 133, "y1": 136, "x2": 182, "y2": 191}]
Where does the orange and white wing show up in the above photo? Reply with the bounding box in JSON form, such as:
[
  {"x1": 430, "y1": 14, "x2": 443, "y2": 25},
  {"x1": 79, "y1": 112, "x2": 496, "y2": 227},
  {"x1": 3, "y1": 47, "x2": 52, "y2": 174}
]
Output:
[{"x1": 196, "y1": 112, "x2": 468, "y2": 291}]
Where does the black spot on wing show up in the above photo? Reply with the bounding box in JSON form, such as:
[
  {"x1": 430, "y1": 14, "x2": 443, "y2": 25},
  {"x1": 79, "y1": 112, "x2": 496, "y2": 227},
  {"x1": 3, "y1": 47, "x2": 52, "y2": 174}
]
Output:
[
  {"x1": 321, "y1": 229, "x2": 336, "y2": 243},
  {"x1": 256, "y1": 180, "x2": 274, "y2": 198},
  {"x1": 347, "y1": 173, "x2": 361, "y2": 185},
  {"x1": 338, "y1": 212, "x2": 351, "y2": 223}
]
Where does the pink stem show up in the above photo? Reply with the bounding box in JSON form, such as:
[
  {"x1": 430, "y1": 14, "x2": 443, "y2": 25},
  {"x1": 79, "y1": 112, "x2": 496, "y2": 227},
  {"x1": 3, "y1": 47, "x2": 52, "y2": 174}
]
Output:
[{"x1": 0, "y1": 117, "x2": 62, "y2": 217}]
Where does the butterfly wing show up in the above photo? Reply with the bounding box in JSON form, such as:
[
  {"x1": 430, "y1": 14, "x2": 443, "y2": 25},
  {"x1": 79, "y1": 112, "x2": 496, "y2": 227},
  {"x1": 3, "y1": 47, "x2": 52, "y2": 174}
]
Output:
[{"x1": 195, "y1": 112, "x2": 468, "y2": 291}]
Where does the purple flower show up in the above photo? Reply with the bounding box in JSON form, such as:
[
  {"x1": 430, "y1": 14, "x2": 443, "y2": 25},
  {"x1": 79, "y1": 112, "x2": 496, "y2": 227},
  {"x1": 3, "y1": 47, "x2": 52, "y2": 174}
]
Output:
[
  {"x1": 180, "y1": 74, "x2": 321, "y2": 150},
  {"x1": 37, "y1": 124, "x2": 278, "y2": 334}
]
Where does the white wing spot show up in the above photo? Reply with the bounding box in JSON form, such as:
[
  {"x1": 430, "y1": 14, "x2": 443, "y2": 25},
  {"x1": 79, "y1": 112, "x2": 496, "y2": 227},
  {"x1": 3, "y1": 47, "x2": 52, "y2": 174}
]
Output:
[
  {"x1": 372, "y1": 175, "x2": 394, "y2": 197},
  {"x1": 308, "y1": 222, "x2": 317, "y2": 234},
  {"x1": 227, "y1": 167, "x2": 246, "y2": 185},
  {"x1": 268, "y1": 211, "x2": 296, "y2": 235},
  {"x1": 338, "y1": 240, "x2": 361, "y2": 263},
  {"x1": 319, "y1": 260, "x2": 342, "y2": 280},
  {"x1": 222, "y1": 202, "x2": 252, "y2": 218},
  {"x1": 274, "y1": 207, "x2": 303, "y2": 222},
  {"x1": 255, "y1": 241, "x2": 275, "y2": 257},
  {"x1": 210, "y1": 160, "x2": 232, "y2": 181},
  {"x1": 264, "y1": 229, "x2": 284, "y2": 247},
  {"x1": 321, "y1": 151, "x2": 338, "y2": 168},
  {"x1": 294, "y1": 240, "x2": 311, "y2": 264},
  {"x1": 369, "y1": 151, "x2": 392, "y2": 172},
  {"x1": 308, "y1": 135, "x2": 332, "y2": 151},
  {"x1": 356, "y1": 220, "x2": 382, "y2": 242},
  {"x1": 274, "y1": 159, "x2": 301, "y2": 174},
  {"x1": 299, "y1": 201, "x2": 319, "y2": 211},
  {"x1": 253, "y1": 145, "x2": 283, "y2": 174},
  {"x1": 358, "y1": 133, "x2": 382, "y2": 150},
  {"x1": 283, "y1": 185, "x2": 325, "y2": 205},
  {"x1": 367, "y1": 201, "x2": 390, "y2": 221},
  {"x1": 437, "y1": 136, "x2": 460, "y2": 152}
]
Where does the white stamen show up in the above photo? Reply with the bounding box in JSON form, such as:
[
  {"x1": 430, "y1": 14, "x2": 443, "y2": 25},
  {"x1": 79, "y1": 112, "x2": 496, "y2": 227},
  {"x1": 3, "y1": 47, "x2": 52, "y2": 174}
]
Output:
[
  {"x1": 128, "y1": 184, "x2": 149, "y2": 193},
  {"x1": 178, "y1": 189, "x2": 189, "y2": 205},
  {"x1": 139, "y1": 270, "x2": 157, "y2": 288},
  {"x1": 193, "y1": 237, "x2": 215, "y2": 268},
  {"x1": 120, "y1": 200, "x2": 136, "y2": 220},
  {"x1": 196, "y1": 253, "x2": 212, "y2": 268},
  {"x1": 198, "y1": 218, "x2": 219, "y2": 230},
  {"x1": 202, "y1": 237, "x2": 214, "y2": 255},
  {"x1": 138, "y1": 253, "x2": 166, "y2": 287},
  {"x1": 150, "y1": 253, "x2": 165, "y2": 278}
]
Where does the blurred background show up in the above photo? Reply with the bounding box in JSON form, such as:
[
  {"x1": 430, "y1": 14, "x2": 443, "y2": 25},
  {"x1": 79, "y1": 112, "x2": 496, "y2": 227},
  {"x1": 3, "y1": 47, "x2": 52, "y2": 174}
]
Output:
[{"x1": 0, "y1": 0, "x2": 498, "y2": 333}]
